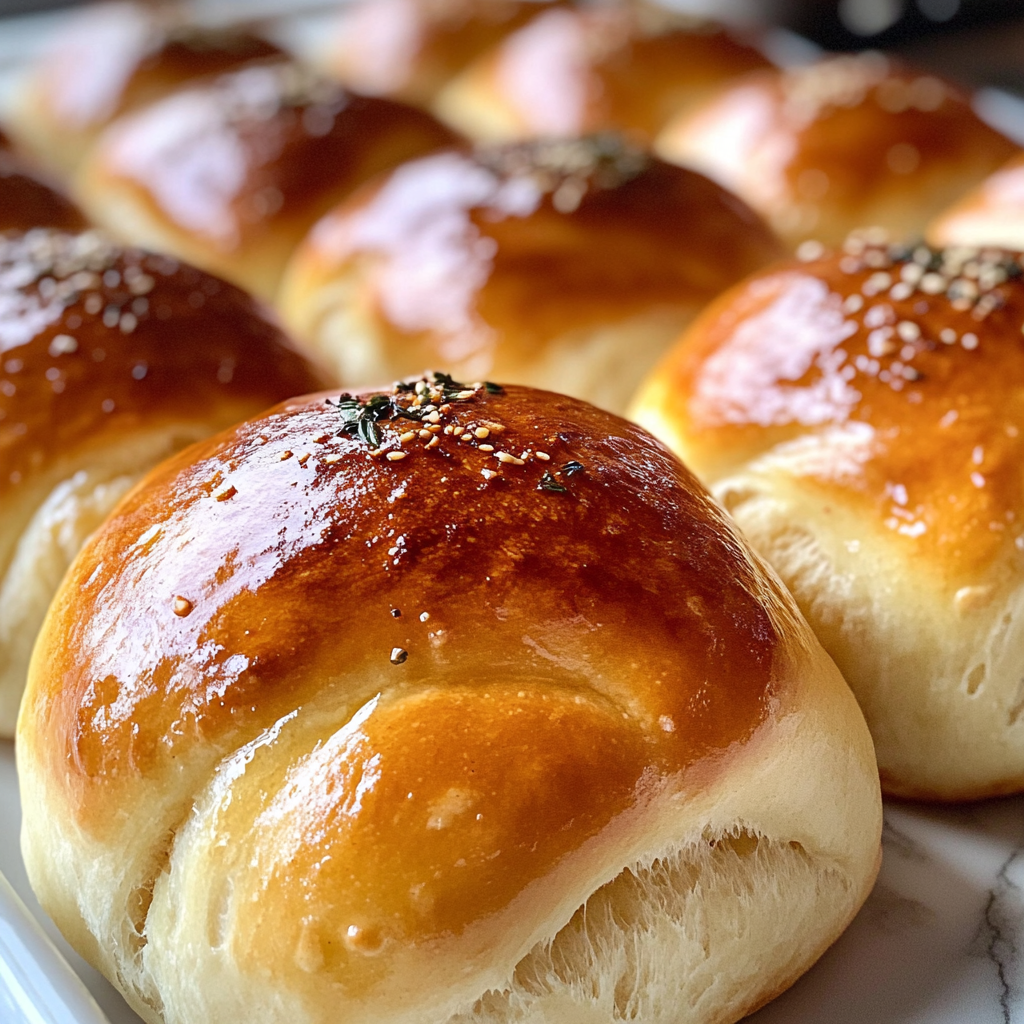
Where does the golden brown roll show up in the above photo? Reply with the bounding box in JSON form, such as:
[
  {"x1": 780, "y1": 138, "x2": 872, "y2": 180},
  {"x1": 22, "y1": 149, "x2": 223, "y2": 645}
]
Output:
[
  {"x1": 75, "y1": 60, "x2": 462, "y2": 301},
  {"x1": 0, "y1": 132, "x2": 88, "y2": 232},
  {"x1": 18, "y1": 375, "x2": 881, "y2": 1024},
  {"x1": 324, "y1": 0, "x2": 566, "y2": 107},
  {"x1": 433, "y1": 4, "x2": 770, "y2": 144},
  {"x1": 928, "y1": 152, "x2": 1024, "y2": 250},
  {"x1": 6, "y1": 1, "x2": 283, "y2": 178},
  {"x1": 656, "y1": 54, "x2": 1019, "y2": 247},
  {"x1": 279, "y1": 135, "x2": 784, "y2": 414},
  {"x1": 0, "y1": 228, "x2": 331, "y2": 737},
  {"x1": 632, "y1": 233, "x2": 1024, "y2": 801}
]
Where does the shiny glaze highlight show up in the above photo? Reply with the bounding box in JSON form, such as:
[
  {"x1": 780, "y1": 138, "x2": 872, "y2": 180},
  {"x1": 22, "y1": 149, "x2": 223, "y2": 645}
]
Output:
[
  {"x1": 0, "y1": 229, "x2": 329, "y2": 492},
  {"x1": 656, "y1": 238, "x2": 1024, "y2": 584},
  {"x1": 295, "y1": 138, "x2": 783, "y2": 374},
  {"x1": 31, "y1": 382, "x2": 781, "y2": 964}
]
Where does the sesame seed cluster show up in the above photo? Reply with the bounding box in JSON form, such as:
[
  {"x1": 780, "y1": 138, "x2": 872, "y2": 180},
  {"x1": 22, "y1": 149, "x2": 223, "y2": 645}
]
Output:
[
  {"x1": 475, "y1": 135, "x2": 649, "y2": 214},
  {"x1": 796, "y1": 230, "x2": 1024, "y2": 392},
  {"x1": 271, "y1": 374, "x2": 584, "y2": 494}
]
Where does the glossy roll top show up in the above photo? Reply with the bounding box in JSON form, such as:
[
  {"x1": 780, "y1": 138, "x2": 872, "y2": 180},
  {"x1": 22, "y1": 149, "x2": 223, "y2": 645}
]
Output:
[
  {"x1": 7, "y1": 1, "x2": 283, "y2": 176},
  {"x1": 0, "y1": 229, "x2": 327, "y2": 491},
  {"x1": 656, "y1": 53, "x2": 1019, "y2": 246},
  {"x1": 19, "y1": 377, "x2": 881, "y2": 1024},
  {"x1": 433, "y1": 4, "x2": 770, "y2": 143},
  {"x1": 75, "y1": 60, "x2": 463, "y2": 300},
  {"x1": 325, "y1": 0, "x2": 565, "y2": 106},
  {"x1": 280, "y1": 134, "x2": 784, "y2": 414},
  {"x1": 633, "y1": 235, "x2": 1024, "y2": 798}
]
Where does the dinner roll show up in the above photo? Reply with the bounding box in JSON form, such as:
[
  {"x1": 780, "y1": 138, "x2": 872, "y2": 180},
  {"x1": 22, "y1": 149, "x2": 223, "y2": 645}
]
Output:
[
  {"x1": 633, "y1": 232, "x2": 1024, "y2": 800},
  {"x1": 656, "y1": 54, "x2": 1019, "y2": 247},
  {"x1": 928, "y1": 152, "x2": 1024, "y2": 250},
  {"x1": 75, "y1": 60, "x2": 462, "y2": 301},
  {"x1": 279, "y1": 135, "x2": 784, "y2": 414},
  {"x1": 0, "y1": 228, "x2": 331, "y2": 737},
  {"x1": 324, "y1": 0, "x2": 564, "y2": 107},
  {"x1": 19, "y1": 375, "x2": 881, "y2": 1024},
  {"x1": 6, "y1": 1, "x2": 283, "y2": 177},
  {"x1": 0, "y1": 131, "x2": 87, "y2": 232},
  {"x1": 433, "y1": 4, "x2": 770, "y2": 144}
]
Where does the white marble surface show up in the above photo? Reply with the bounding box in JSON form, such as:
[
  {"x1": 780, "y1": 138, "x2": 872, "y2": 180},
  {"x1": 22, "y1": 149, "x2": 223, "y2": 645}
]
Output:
[{"x1": 1, "y1": 733, "x2": 1022, "y2": 1023}]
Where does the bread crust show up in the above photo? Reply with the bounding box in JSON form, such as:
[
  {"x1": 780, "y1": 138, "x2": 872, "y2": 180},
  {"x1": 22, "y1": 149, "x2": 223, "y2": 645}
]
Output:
[
  {"x1": 633, "y1": 235, "x2": 1024, "y2": 798},
  {"x1": 279, "y1": 136, "x2": 783, "y2": 413},
  {"x1": 433, "y1": 6, "x2": 769, "y2": 144},
  {"x1": 19, "y1": 378, "x2": 881, "y2": 1024},
  {"x1": 75, "y1": 61, "x2": 462, "y2": 299},
  {"x1": 656, "y1": 54, "x2": 1019, "y2": 246}
]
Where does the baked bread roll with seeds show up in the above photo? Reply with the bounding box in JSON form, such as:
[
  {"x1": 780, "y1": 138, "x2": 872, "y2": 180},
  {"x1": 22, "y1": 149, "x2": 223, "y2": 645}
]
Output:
[
  {"x1": 6, "y1": 1, "x2": 283, "y2": 177},
  {"x1": 18, "y1": 375, "x2": 881, "y2": 1024},
  {"x1": 324, "y1": 0, "x2": 565, "y2": 108},
  {"x1": 433, "y1": 4, "x2": 770, "y2": 144},
  {"x1": 632, "y1": 232, "x2": 1024, "y2": 800},
  {"x1": 278, "y1": 135, "x2": 783, "y2": 414},
  {"x1": 75, "y1": 60, "x2": 461, "y2": 300},
  {"x1": 655, "y1": 54, "x2": 1018, "y2": 247},
  {"x1": 0, "y1": 228, "x2": 331, "y2": 737},
  {"x1": 0, "y1": 130, "x2": 87, "y2": 232},
  {"x1": 928, "y1": 153, "x2": 1024, "y2": 250}
]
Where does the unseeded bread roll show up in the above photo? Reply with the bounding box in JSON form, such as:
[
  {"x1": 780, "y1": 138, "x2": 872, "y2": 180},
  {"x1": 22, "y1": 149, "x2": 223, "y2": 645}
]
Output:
[
  {"x1": 324, "y1": 0, "x2": 565, "y2": 107},
  {"x1": 656, "y1": 54, "x2": 1019, "y2": 247},
  {"x1": 75, "y1": 60, "x2": 462, "y2": 300},
  {"x1": 279, "y1": 135, "x2": 784, "y2": 414},
  {"x1": 632, "y1": 232, "x2": 1024, "y2": 800},
  {"x1": 433, "y1": 5, "x2": 770, "y2": 144},
  {"x1": 19, "y1": 376, "x2": 880, "y2": 1024},
  {"x1": 6, "y1": 1, "x2": 283, "y2": 177},
  {"x1": 0, "y1": 228, "x2": 332, "y2": 736},
  {"x1": 0, "y1": 131, "x2": 87, "y2": 231}
]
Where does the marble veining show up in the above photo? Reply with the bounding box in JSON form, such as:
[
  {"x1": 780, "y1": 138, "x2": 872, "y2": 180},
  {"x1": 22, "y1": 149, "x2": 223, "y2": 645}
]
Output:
[{"x1": 2, "y1": 739, "x2": 1023, "y2": 1023}]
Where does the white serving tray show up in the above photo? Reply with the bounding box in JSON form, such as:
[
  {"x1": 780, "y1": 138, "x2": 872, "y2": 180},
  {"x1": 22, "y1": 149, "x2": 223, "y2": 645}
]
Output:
[{"x1": 2, "y1": 733, "x2": 1023, "y2": 1024}]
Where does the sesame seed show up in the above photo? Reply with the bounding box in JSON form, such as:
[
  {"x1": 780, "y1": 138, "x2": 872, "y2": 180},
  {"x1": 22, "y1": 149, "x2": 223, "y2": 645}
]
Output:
[
  {"x1": 420, "y1": 612, "x2": 430, "y2": 622},
  {"x1": 962, "y1": 333, "x2": 979, "y2": 350},
  {"x1": 426, "y1": 436, "x2": 439, "y2": 449},
  {"x1": 386, "y1": 451, "x2": 408, "y2": 461},
  {"x1": 896, "y1": 321, "x2": 920, "y2": 342},
  {"x1": 481, "y1": 468, "x2": 497, "y2": 480},
  {"x1": 889, "y1": 282, "x2": 913, "y2": 301},
  {"x1": 496, "y1": 452, "x2": 525, "y2": 465},
  {"x1": 323, "y1": 454, "x2": 341, "y2": 464},
  {"x1": 453, "y1": 426, "x2": 464, "y2": 436},
  {"x1": 457, "y1": 390, "x2": 475, "y2": 399},
  {"x1": 536, "y1": 451, "x2": 551, "y2": 461},
  {"x1": 479, "y1": 443, "x2": 495, "y2": 452},
  {"x1": 843, "y1": 294, "x2": 864, "y2": 313},
  {"x1": 797, "y1": 239, "x2": 825, "y2": 262},
  {"x1": 399, "y1": 430, "x2": 416, "y2": 443},
  {"x1": 280, "y1": 450, "x2": 293, "y2": 460},
  {"x1": 297, "y1": 453, "x2": 310, "y2": 466},
  {"x1": 474, "y1": 427, "x2": 490, "y2": 439},
  {"x1": 940, "y1": 328, "x2": 957, "y2": 344},
  {"x1": 390, "y1": 648, "x2": 408, "y2": 665},
  {"x1": 214, "y1": 484, "x2": 237, "y2": 502},
  {"x1": 427, "y1": 411, "x2": 441, "y2": 424},
  {"x1": 427, "y1": 424, "x2": 442, "y2": 433},
  {"x1": 418, "y1": 429, "x2": 432, "y2": 439},
  {"x1": 444, "y1": 425, "x2": 454, "y2": 434},
  {"x1": 173, "y1": 596, "x2": 193, "y2": 617},
  {"x1": 920, "y1": 273, "x2": 946, "y2": 294}
]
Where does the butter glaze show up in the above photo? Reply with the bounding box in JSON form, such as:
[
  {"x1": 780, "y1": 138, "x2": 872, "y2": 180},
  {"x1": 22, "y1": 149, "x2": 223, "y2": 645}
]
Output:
[
  {"x1": 34, "y1": 379, "x2": 782, "y2": 958},
  {"x1": 657, "y1": 53, "x2": 1019, "y2": 245},
  {"x1": 0, "y1": 229, "x2": 328, "y2": 492},
  {"x1": 290, "y1": 136, "x2": 783, "y2": 378},
  {"x1": 656, "y1": 235, "x2": 1024, "y2": 583},
  {"x1": 460, "y1": 5, "x2": 769, "y2": 142}
]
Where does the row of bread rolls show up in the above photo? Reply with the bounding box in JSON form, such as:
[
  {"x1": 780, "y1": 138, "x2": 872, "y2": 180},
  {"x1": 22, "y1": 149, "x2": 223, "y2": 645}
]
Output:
[{"x1": 6, "y1": 0, "x2": 1024, "y2": 1020}]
